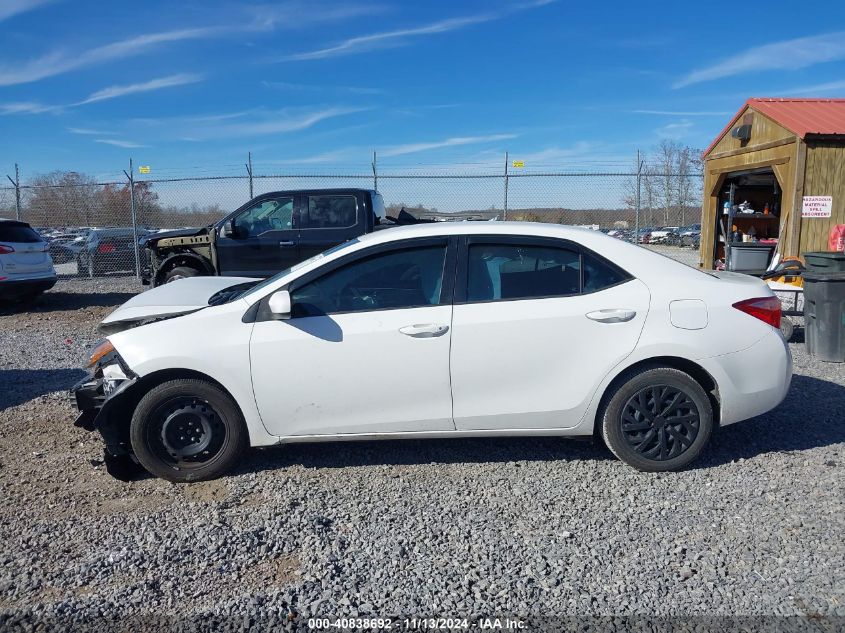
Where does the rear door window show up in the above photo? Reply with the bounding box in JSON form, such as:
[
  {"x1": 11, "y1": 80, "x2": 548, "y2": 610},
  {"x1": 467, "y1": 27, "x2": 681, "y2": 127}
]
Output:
[
  {"x1": 467, "y1": 243, "x2": 581, "y2": 302},
  {"x1": 465, "y1": 240, "x2": 632, "y2": 302},
  {"x1": 303, "y1": 195, "x2": 357, "y2": 229},
  {"x1": 0, "y1": 224, "x2": 42, "y2": 243}
]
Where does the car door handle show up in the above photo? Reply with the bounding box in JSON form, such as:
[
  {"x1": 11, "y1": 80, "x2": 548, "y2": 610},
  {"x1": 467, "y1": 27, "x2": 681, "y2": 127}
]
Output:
[
  {"x1": 279, "y1": 240, "x2": 296, "y2": 247},
  {"x1": 586, "y1": 309, "x2": 637, "y2": 323},
  {"x1": 399, "y1": 324, "x2": 450, "y2": 338}
]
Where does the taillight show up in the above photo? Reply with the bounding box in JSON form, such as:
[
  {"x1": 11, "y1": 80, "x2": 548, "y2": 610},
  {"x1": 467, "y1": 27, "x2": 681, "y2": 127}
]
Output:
[
  {"x1": 97, "y1": 243, "x2": 116, "y2": 254},
  {"x1": 733, "y1": 296, "x2": 781, "y2": 329},
  {"x1": 0, "y1": 244, "x2": 14, "y2": 254}
]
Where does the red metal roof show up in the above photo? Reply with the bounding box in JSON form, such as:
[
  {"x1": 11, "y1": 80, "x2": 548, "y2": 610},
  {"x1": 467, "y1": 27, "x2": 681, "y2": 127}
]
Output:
[{"x1": 703, "y1": 98, "x2": 845, "y2": 157}]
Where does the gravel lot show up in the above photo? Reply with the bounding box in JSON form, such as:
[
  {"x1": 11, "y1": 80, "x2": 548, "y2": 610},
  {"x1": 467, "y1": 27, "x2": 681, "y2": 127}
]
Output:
[{"x1": 1, "y1": 276, "x2": 843, "y2": 629}]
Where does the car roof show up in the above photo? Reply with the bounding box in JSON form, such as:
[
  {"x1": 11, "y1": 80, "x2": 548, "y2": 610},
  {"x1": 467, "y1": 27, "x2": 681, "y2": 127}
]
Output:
[
  {"x1": 258, "y1": 188, "x2": 378, "y2": 197},
  {"x1": 361, "y1": 221, "x2": 599, "y2": 244},
  {"x1": 361, "y1": 221, "x2": 670, "y2": 270},
  {"x1": 0, "y1": 218, "x2": 32, "y2": 227}
]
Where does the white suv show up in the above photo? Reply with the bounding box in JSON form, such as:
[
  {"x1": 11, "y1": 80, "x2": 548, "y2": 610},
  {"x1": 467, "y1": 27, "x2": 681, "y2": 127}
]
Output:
[{"x1": 0, "y1": 219, "x2": 57, "y2": 302}]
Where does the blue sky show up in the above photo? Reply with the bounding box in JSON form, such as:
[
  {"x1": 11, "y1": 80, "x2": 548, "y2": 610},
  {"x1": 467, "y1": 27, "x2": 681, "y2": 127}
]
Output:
[{"x1": 2, "y1": 0, "x2": 845, "y2": 181}]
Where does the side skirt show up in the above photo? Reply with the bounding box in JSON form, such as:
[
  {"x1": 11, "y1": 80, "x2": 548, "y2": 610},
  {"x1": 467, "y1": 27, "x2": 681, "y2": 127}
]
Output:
[{"x1": 260, "y1": 426, "x2": 594, "y2": 446}]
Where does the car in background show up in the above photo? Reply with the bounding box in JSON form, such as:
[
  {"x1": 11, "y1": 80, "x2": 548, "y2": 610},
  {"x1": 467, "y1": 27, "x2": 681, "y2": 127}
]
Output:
[
  {"x1": 49, "y1": 231, "x2": 90, "y2": 264},
  {"x1": 0, "y1": 219, "x2": 57, "y2": 301},
  {"x1": 637, "y1": 228, "x2": 653, "y2": 244},
  {"x1": 73, "y1": 222, "x2": 791, "y2": 482},
  {"x1": 141, "y1": 189, "x2": 389, "y2": 286},
  {"x1": 648, "y1": 226, "x2": 680, "y2": 244},
  {"x1": 76, "y1": 228, "x2": 150, "y2": 277},
  {"x1": 678, "y1": 224, "x2": 702, "y2": 249}
]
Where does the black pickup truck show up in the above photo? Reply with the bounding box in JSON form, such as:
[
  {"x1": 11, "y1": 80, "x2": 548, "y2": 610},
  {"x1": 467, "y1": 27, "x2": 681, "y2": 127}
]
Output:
[{"x1": 142, "y1": 188, "x2": 391, "y2": 286}]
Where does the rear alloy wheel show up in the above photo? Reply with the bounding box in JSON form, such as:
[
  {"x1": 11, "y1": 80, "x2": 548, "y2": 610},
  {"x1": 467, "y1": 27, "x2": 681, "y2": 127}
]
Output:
[
  {"x1": 164, "y1": 266, "x2": 200, "y2": 284},
  {"x1": 130, "y1": 379, "x2": 247, "y2": 482},
  {"x1": 601, "y1": 367, "x2": 713, "y2": 472}
]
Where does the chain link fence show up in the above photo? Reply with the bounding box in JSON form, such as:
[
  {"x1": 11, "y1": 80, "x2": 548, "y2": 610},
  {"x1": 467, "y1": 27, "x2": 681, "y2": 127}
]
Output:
[{"x1": 1, "y1": 162, "x2": 704, "y2": 281}]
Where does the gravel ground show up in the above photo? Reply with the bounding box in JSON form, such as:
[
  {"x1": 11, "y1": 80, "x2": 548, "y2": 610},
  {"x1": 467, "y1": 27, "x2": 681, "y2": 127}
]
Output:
[{"x1": 0, "y1": 277, "x2": 843, "y2": 630}]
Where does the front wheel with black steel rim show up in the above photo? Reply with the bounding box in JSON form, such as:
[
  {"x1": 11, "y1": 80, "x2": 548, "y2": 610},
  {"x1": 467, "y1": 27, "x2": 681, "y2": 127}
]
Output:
[
  {"x1": 164, "y1": 266, "x2": 200, "y2": 284},
  {"x1": 601, "y1": 367, "x2": 713, "y2": 472},
  {"x1": 130, "y1": 379, "x2": 247, "y2": 482}
]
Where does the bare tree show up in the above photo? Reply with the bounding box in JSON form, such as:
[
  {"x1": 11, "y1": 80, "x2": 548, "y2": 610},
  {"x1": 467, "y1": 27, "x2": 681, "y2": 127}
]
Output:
[
  {"x1": 627, "y1": 142, "x2": 703, "y2": 228},
  {"x1": 25, "y1": 171, "x2": 102, "y2": 227}
]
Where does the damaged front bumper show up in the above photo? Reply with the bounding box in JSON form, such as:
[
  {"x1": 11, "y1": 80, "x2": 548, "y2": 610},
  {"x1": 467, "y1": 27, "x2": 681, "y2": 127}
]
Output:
[{"x1": 70, "y1": 352, "x2": 145, "y2": 479}]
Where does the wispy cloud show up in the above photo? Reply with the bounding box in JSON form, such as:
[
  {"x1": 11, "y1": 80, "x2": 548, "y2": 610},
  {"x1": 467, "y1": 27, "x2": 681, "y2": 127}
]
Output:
[
  {"x1": 655, "y1": 120, "x2": 694, "y2": 139},
  {"x1": 279, "y1": 1, "x2": 557, "y2": 61},
  {"x1": 68, "y1": 127, "x2": 114, "y2": 135},
  {"x1": 132, "y1": 106, "x2": 365, "y2": 141},
  {"x1": 261, "y1": 80, "x2": 383, "y2": 95},
  {"x1": 675, "y1": 31, "x2": 845, "y2": 88},
  {"x1": 381, "y1": 134, "x2": 516, "y2": 157},
  {"x1": 206, "y1": 107, "x2": 365, "y2": 138},
  {"x1": 0, "y1": 0, "x2": 55, "y2": 23},
  {"x1": 632, "y1": 109, "x2": 730, "y2": 116},
  {"x1": 0, "y1": 2, "x2": 391, "y2": 86},
  {"x1": 780, "y1": 79, "x2": 845, "y2": 96},
  {"x1": 1, "y1": 74, "x2": 202, "y2": 116},
  {"x1": 247, "y1": 2, "x2": 387, "y2": 31},
  {"x1": 280, "y1": 14, "x2": 494, "y2": 61},
  {"x1": 511, "y1": 142, "x2": 599, "y2": 164},
  {"x1": 0, "y1": 101, "x2": 59, "y2": 115},
  {"x1": 95, "y1": 139, "x2": 146, "y2": 148},
  {"x1": 75, "y1": 73, "x2": 203, "y2": 105},
  {"x1": 0, "y1": 27, "x2": 218, "y2": 87}
]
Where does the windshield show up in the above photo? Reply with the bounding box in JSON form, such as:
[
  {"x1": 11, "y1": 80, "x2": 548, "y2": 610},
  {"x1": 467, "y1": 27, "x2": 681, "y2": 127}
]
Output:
[{"x1": 233, "y1": 238, "x2": 361, "y2": 301}]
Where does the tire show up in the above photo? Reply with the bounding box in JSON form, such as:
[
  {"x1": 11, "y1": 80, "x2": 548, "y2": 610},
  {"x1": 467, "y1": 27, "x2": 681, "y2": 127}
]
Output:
[
  {"x1": 780, "y1": 316, "x2": 795, "y2": 342},
  {"x1": 130, "y1": 379, "x2": 247, "y2": 483},
  {"x1": 164, "y1": 266, "x2": 201, "y2": 284},
  {"x1": 601, "y1": 367, "x2": 713, "y2": 472}
]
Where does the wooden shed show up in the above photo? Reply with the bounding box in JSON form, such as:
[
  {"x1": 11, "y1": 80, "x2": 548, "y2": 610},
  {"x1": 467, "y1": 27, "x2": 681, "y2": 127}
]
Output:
[{"x1": 699, "y1": 98, "x2": 845, "y2": 271}]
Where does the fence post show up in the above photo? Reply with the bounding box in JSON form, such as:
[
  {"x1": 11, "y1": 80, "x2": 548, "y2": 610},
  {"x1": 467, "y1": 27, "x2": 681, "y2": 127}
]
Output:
[
  {"x1": 124, "y1": 158, "x2": 141, "y2": 279},
  {"x1": 246, "y1": 152, "x2": 254, "y2": 199},
  {"x1": 372, "y1": 151, "x2": 378, "y2": 191},
  {"x1": 634, "y1": 150, "x2": 642, "y2": 244},
  {"x1": 503, "y1": 151, "x2": 509, "y2": 220},
  {"x1": 5, "y1": 163, "x2": 21, "y2": 221}
]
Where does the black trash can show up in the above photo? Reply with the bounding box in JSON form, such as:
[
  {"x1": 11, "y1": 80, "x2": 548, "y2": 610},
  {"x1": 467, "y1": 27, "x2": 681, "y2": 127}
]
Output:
[
  {"x1": 804, "y1": 251, "x2": 845, "y2": 272},
  {"x1": 803, "y1": 271, "x2": 845, "y2": 362}
]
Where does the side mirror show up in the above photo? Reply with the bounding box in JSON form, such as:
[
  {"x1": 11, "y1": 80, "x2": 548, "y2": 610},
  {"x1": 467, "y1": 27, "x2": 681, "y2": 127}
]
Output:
[
  {"x1": 268, "y1": 290, "x2": 292, "y2": 319},
  {"x1": 219, "y1": 220, "x2": 234, "y2": 239}
]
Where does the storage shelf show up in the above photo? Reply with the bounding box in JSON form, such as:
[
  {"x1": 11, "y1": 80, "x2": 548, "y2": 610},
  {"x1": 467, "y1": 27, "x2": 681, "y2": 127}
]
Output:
[{"x1": 729, "y1": 213, "x2": 778, "y2": 220}]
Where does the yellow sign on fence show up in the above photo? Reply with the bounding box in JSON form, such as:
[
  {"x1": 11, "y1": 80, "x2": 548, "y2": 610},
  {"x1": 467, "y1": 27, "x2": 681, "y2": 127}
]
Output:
[
  {"x1": 511, "y1": 160, "x2": 524, "y2": 168},
  {"x1": 138, "y1": 166, "x2": 151, "y2": 174}
]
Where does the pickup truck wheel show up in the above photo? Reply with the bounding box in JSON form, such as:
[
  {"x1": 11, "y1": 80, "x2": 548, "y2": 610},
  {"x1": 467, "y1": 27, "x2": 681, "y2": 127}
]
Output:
[
  {"x1": 130, "y1": 379, "x2": 247, "y2": 482},
  {"x1": 164, "y1": 266, "x2": 200, "y2": 284},
  {"x1": 601, "y1": 367, "x2": 713, "y2": 472}
]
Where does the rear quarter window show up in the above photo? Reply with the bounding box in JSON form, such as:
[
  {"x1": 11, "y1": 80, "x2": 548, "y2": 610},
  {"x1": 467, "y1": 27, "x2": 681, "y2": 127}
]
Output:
[
  {"x1": 0, "y1": 224, "x2": 42, "y2": 243},
  {"x1": 582, "y1": 252, "x2": 632, "y2": 292}
]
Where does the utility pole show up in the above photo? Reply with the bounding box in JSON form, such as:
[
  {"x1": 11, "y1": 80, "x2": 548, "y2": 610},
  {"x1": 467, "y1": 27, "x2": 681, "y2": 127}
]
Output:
[
  {"x1": 635, "y1": 150, "x2": 643, "y2": 245},
  {"x1": 6, "y1": 163, "x2": 21, "y2": 221},
  {"x1": 123, "y1": 158, "x2": 141, "y2": 279},
  {"x1": 372, "y1": 151, "x2": 378, "y2": 191},
  {"x1": 503, "y1": 151, "x2": 509, "y2": 221},
  {"x1": 246, "y1": 152, "x2": 254, "y2": 199}
]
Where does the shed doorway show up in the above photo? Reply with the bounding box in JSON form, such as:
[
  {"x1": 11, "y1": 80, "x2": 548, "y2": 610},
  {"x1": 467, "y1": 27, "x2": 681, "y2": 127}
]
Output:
[{"x1": 713, "y1": 168, "x2": 783, "y2": 272}]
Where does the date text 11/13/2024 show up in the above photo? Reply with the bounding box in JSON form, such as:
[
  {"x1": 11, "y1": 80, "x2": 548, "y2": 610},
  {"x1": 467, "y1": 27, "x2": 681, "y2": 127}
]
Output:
[{"x1": 307, "y1": 617, "x2": 527, "y2": 630}]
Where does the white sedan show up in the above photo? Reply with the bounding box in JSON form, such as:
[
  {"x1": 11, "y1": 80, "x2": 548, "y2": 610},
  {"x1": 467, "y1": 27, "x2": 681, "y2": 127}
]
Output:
[{"x1": 72, "y1": 222, "x2": 792, "y2": 482}]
